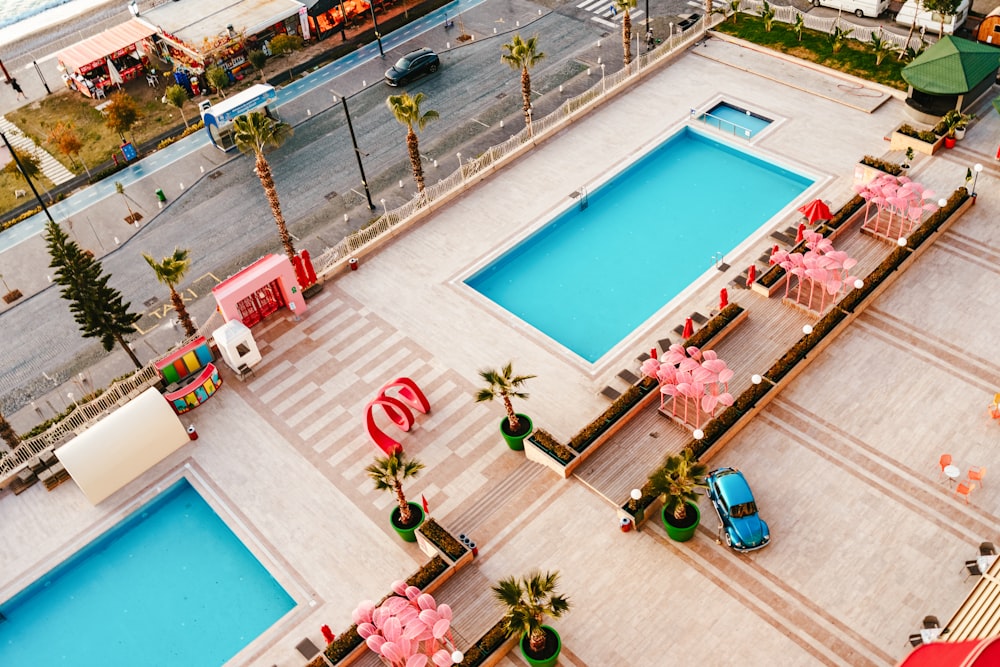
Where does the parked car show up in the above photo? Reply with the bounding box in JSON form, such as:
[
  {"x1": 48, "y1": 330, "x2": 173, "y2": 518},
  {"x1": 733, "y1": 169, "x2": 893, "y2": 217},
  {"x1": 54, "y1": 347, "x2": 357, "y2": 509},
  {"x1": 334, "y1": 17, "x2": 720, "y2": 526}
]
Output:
[
  {"x1": 384, "y1": 48, "x2": 440, "y2": 86},
  {"x1": 706, "y1": 467, "x2": 770, "y2": 552}
]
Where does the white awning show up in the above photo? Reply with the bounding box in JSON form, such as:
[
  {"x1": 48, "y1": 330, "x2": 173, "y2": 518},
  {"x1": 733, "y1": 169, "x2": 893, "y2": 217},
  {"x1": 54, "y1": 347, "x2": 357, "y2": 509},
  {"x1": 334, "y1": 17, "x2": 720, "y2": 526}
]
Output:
[{"x1": 56, "y1": 388, "x2": 190, "y2": 505}]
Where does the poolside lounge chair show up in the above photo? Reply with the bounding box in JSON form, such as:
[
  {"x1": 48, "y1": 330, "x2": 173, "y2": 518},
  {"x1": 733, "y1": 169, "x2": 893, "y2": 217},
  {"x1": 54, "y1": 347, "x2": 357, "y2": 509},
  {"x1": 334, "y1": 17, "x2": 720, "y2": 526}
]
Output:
[
  {"x1": 296, "y1": 638, "x2": 321, "y2": 660},
  {"x1": 601, "y1": 386, "x2": 622, "y2": 400},
  {"x1": 637, "y1": 352, "x2": 650, "y2": 363},
  {"x1": 770, "y1": 231, "x2": 794, "y2": 245},
  {"x1": 618, "y1": 369, "x2": 639, "y2": 385},
  {"x1": 690, "y1": 311, "x2": 707, "y2": 325},
  {"x1": 673, "y1": 324, "x2": 685, "y2": 335}
]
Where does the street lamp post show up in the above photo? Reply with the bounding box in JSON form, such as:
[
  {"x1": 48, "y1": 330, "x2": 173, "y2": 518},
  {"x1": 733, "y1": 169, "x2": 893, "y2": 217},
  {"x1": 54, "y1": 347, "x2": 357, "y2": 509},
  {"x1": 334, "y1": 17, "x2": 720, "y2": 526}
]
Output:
[
  {"x1": 334, "y1": 93, "x2": 375, "y2": 211},
  {"x1": 0, "y1": 130, "x2": 55, "y2": 223},
  {"x1": 972, "y1": 162, "x2": 983, "y2": 197},
  {"x1": 32, "y1": 60, "x2": 50, "y2": 94},
  {"x1": 337, "y1": 0, "x2": 349, "y2": 41},
  {"x1": 369, "y1": 2, "x2": 384, "y2": 56}
]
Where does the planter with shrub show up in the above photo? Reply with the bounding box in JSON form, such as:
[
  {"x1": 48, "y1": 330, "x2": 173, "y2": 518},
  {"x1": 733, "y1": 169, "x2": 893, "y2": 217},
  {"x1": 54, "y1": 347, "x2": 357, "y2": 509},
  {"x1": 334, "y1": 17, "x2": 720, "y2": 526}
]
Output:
[{"x1": 888, "y1": 123, "x2": 944, "y2": 155}]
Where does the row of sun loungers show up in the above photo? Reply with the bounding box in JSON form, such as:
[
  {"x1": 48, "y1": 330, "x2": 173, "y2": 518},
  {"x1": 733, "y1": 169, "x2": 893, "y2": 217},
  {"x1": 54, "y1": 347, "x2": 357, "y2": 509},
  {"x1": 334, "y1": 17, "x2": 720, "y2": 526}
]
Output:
[{"x1": 10, "y1": 449, "x2": 69, "y2": 495}]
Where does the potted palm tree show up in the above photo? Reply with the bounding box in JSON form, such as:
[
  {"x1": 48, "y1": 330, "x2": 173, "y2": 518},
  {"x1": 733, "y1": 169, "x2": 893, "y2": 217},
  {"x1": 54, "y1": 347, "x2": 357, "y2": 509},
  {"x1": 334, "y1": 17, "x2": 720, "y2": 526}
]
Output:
[
  {"x1": 475, "y1": 362, "x2": 536, "y2": 450},
  {"x1": 492, "y1": 570, "x2": 570, "y2": 667},
  {"x1": 647, "y1": 449, "x2": 708, "y2": 542},
  {"x1": 365, "y1": 452, "x2": 426, "y2": 542}
]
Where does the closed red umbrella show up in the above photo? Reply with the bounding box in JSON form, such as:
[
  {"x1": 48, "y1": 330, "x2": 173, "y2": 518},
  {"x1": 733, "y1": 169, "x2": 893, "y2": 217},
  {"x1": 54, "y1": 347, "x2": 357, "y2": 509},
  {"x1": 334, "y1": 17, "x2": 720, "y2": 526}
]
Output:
[
  {"x1": 682, "y1": 317, "x2": 694, "y2": 339},
  {"x1": 746, "y1": 264, "x2": 756, "y2": 288},
  {"x1": 719, "y1": 288, "x2": 729, "y2": 309},
  {"x1": 322, "y1": 625, "x2": 336, "y2": 644},
  {"x1": 795, "y1": 223, "x2": 805, "y2": 244},
  {"x1": 798, "y1": 199, "x2": 832, "y2": 225},
  {"x1": 650, "y1": 347, "x2": 657, "y2": 360}
]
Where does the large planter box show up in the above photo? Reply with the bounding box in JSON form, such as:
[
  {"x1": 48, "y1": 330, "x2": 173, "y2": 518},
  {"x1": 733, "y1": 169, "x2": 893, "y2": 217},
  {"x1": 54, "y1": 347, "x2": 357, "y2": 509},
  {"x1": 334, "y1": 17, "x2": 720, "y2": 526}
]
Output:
[
  {"x1": 416, "y1": 522, "x2": 475, "y2": 571},
  {"x1": 888, "y1": 127, "x2": 944, "y2": 156}
]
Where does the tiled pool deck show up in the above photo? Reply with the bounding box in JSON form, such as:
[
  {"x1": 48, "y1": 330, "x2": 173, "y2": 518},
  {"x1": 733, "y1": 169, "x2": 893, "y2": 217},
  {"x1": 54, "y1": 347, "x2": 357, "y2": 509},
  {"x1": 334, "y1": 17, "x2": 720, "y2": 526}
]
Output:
[{"x1": 4, "y1": 38, "x2": 1000, "y2": 666}]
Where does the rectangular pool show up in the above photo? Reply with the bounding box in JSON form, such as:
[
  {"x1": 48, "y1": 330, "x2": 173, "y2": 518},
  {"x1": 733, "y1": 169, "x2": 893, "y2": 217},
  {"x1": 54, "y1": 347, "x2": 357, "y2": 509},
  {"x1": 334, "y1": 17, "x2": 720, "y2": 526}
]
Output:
[
  {"x1": 0, "y1": 479, "x2": 295, "y2": 666},
  {"x1": 466, "y1": 128, "x2": 812, "y2": 362},
  {"x1": 700, "y1": 101, "x2": 773, "y2": 138}
]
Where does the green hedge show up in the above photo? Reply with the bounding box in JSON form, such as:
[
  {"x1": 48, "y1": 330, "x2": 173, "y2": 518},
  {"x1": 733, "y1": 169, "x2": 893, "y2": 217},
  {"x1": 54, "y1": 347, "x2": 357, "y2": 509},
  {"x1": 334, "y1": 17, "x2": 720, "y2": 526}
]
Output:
[
  {"x1": 457, "y1": 619, "x2": 511, "y2": 667},
  {"x1": 418, "y1": 519, "x2": 468, "y2": 561},
  {"x1": 859, "y1": 156, "x2": 902, "y2": 176},
  {"x1": 324, "y1": 556, "x2": 449, "y2": 664},
  {"x1": 733, "y1": 377, "x2": 774, "y2": 413},
  {"x1": 567, "y1": 378, "x2": 658, "y2": 453},
  {"x1": 685, "y1": 303, "x2": 744, "y2": 349},
  {"x1": 529, "y1": 429, "x2": 576, "y2": 463}
]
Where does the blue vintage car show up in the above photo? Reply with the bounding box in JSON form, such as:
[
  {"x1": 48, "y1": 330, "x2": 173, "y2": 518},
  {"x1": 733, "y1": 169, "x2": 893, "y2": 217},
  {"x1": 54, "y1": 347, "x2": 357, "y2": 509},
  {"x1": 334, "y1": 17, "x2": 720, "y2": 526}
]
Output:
[{"x1": 706, "y1": 467, "x2": 770, "y2": 552}]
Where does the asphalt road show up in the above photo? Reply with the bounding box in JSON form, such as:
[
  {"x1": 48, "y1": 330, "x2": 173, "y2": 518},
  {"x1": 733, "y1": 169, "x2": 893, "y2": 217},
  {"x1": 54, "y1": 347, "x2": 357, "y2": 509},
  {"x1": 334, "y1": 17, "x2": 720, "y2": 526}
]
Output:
[{"x1": 0, "y1": 0, "x2": 622, "y2": 416}]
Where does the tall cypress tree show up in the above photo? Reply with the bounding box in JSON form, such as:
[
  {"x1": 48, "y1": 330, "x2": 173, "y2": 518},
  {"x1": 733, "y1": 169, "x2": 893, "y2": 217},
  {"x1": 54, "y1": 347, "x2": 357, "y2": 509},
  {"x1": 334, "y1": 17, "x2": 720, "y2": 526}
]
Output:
[{"x1": 45, "y1": 220, "x2": 142, "y2": 368}]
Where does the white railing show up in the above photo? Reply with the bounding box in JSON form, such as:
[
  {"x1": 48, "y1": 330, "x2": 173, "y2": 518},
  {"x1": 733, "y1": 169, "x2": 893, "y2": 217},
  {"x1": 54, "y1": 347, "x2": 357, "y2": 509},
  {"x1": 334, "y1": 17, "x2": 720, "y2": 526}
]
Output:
[{"x1": 313, "y1": 19, "x2": 707, "y2": 277}]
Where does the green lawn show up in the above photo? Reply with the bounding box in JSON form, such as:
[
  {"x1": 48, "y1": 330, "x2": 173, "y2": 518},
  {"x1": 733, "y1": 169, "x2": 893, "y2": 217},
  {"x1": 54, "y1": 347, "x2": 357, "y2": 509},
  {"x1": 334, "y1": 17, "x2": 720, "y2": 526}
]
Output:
[{"x1": 713, "y1": 14, "x2": 909, "y2": 91}]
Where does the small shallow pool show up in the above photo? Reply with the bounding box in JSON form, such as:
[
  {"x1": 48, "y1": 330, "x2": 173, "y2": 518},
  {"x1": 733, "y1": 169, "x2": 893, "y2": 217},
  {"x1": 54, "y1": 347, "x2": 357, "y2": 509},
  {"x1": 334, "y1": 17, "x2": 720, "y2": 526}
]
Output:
[{"x1": 699, "y1": 102, "x2": 773, "y2": 138}]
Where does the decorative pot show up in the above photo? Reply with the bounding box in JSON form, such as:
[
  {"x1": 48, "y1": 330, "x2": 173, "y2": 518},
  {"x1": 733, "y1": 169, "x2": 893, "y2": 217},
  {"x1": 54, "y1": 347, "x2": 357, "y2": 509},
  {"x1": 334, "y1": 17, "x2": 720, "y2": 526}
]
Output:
[
  {"x1": 390, "y1": 502, "x2": 425, "y2": 542},
  {"x1": 955, "y1": 127, "x2": 966, "y2": 140},
  {"x1": 944, "y1": 136, "x2": 957, "y2": 149},
  {"x1": 661, "y1": 501, "x2": 701, "y2": 542},
  {"x1": 519, "y1": 625, "x2": 562, "y2": 667},
  {"x1": 500, "y1": 413, "x2": 533, "y2": 450}
]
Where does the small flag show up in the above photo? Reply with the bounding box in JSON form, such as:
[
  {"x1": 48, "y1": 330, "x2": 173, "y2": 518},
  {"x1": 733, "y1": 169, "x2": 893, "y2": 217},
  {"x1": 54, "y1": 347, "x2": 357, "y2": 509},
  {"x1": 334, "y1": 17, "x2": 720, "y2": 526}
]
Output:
[{"x1": 421, "y1": 494, "x2": 430, "y2": 514}]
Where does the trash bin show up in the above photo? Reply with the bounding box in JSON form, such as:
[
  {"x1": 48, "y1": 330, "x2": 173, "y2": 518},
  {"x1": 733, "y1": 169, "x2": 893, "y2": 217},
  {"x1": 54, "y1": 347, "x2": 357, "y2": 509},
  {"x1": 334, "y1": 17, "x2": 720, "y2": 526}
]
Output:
[
  {"x1": 187, "y1": 425, "x2": 198, "y2": 440},
  {"x1": 620, "y1": 516, "x2": 632, "y2": 533},
  {"x1": 349, "y1": 257, "x2": 359, "y2": 271},
  {"x1": 155, "y1": 188, "x2": 166, "y2": 202}
]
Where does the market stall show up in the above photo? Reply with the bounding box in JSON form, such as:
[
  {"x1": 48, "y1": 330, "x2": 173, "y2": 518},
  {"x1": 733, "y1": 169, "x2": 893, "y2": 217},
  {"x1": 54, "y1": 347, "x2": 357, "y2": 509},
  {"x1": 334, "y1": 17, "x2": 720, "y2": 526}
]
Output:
[
  {"x1": 57, "y1": 18, "x2": 156, "y2": 99},
  {"x1": 134, "y1": 0, "x2": 308, "y2": 80}
]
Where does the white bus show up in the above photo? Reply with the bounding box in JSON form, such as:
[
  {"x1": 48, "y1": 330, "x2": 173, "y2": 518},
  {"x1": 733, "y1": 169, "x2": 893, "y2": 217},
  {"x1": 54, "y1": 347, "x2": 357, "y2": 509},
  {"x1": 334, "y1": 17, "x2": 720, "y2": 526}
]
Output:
[{"x1": 810, "y1": 0, "x2": 890, "y2": 18}]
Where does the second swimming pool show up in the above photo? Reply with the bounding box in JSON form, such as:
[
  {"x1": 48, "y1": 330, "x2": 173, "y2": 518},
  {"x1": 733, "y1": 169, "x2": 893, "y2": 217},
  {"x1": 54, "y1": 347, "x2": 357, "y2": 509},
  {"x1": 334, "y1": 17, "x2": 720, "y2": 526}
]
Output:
[{"x1": 466, "y1": 127, "x2": 813, "y2": 362}]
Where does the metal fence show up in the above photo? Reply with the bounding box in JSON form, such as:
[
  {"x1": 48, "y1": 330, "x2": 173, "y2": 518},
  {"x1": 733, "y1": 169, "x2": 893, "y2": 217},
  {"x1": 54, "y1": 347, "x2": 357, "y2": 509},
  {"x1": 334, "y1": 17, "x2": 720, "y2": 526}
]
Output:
[{"x1": 313, "y1": 20, "x2": 707, "y2": 277}]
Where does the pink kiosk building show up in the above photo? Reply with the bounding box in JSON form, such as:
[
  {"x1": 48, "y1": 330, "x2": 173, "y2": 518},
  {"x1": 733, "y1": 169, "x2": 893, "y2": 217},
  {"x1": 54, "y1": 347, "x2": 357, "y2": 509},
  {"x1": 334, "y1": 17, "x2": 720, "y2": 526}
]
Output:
[{"x1": 212, "y1": 254, "x2": 307, "y2": 327}]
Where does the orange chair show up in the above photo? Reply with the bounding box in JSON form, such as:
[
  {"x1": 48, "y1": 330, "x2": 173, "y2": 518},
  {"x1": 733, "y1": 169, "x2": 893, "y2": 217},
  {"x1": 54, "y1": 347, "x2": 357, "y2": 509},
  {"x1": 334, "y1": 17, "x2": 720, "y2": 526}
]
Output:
[
  {"x1": 939, "y1": 454, "x2": 953, "y2": 478},
  {"x1": 969, "y1": 467, "x2": 987, "y2": 487},
  {"x1": 955, "y1": 481, "x2": 976, "y2": 504}
]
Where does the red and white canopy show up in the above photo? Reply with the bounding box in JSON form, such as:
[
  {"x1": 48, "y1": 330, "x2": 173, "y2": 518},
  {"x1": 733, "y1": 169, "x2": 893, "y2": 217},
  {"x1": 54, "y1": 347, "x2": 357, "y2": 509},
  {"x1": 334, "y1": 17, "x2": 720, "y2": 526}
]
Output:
[{"x1": 57, "y1": 19, "x2": 156, "y2": 74}]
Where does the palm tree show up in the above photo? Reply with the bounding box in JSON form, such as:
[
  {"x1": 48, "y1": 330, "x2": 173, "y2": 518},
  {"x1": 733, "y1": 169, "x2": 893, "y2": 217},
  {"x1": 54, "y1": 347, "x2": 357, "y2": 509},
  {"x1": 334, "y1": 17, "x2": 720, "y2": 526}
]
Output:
[
  {"x1": 614, "y1": 0, "x2": 638, "y2": 66},
  {"x1": 386, "y1": 92, "x2": 438, "y2": 193},
  {"x1": 492, "y1": 570, "x2": 571, "y2": 654},
  {"x1": 647, "y1": 449, "x2": 708, "y2": 522},
  {"x1": 475, "y1": 362, "x2": 535, "y2": 433},
  {"x1": 114, "y1": 181, "x2": 138, "y2": 224},
  {"x1": 143, "y1": 248, "x2": 196, "y2": 337},
  {"x1": 501, "y1": 34, "x2": 545, "y2": 129},
  {"x1": 233, "y1": 111, "x2": 296, "y2": 263},
  {"x1": 365, "y1": 452, "x2": 425, "y2": 525}
]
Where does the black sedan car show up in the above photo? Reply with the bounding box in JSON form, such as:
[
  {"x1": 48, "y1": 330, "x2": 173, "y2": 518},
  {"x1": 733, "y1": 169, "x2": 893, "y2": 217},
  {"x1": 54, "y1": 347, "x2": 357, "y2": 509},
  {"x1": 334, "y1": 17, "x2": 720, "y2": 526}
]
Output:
[{"x1": 384, "y1": 48, "x2": 440, "y2": 86}]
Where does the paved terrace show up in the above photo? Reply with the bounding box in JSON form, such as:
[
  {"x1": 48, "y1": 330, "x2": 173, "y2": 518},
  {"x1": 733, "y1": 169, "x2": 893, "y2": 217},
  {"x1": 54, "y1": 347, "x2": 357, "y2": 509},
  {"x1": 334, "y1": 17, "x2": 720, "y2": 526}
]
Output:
[{"x1": 3, "y1": 37, "x2": 1000, "y2": 667}]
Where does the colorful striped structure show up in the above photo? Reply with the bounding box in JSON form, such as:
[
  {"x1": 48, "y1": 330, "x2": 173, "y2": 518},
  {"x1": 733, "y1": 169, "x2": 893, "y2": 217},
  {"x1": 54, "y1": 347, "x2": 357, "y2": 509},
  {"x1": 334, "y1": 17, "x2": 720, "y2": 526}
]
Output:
[{"x1": 154, "y1": 337, "x2": 223, "y2": 414}]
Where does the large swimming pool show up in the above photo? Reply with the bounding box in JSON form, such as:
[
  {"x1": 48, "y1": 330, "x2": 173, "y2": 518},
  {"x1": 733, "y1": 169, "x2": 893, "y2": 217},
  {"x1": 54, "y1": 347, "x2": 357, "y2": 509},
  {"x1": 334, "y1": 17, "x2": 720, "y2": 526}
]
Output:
[
  {"x1": 0, "y1": 479, "x2": 295, "y2": 666},
  {"x1": 466, "y1": 127, "x2": 813, "y2": 362}
]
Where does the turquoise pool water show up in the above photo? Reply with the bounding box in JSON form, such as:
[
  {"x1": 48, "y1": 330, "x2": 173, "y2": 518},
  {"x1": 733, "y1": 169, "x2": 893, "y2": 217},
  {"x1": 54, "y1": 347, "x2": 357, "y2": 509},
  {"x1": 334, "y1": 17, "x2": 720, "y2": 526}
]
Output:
[
  {"x1": 0, "y1": 479, "x2": 295, "y2": 666},
  {"x1": 701, "y1": 102, "x2": 772, "y2": 138},
  {"x1": 466, "y1": 127, "x2": 812, "y2": 362}
]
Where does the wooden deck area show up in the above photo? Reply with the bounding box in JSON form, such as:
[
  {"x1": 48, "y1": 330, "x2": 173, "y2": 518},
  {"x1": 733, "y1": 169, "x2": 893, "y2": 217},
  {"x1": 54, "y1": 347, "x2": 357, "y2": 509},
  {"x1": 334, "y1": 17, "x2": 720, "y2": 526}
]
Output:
[{"x1": 573, "y1": 217, "x2": 900, "y2": 508}]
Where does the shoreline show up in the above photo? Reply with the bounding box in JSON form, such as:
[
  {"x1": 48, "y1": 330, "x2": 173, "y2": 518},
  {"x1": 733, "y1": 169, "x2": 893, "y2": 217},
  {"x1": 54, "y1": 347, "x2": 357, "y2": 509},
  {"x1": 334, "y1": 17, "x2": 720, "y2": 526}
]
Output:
[{"x1": 0, "y1": 0, "x2": 129, "y2": 66}]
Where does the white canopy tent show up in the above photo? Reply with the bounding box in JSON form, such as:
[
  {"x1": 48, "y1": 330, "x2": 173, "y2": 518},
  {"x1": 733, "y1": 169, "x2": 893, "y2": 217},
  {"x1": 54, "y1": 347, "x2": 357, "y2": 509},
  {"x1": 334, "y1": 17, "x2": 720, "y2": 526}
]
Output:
[{"x1": 56, "y1": 388, "x2": 191, "y2": 505}]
